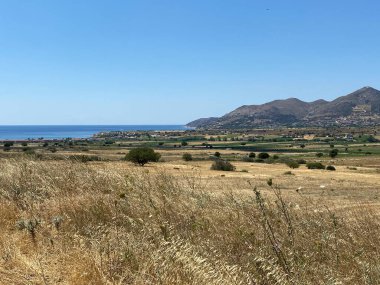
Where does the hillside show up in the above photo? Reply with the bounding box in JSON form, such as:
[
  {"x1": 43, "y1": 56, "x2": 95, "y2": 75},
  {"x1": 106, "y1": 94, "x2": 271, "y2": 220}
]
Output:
[{"x1": 187, "y1": 87, "x2": 380, "y2": 128}]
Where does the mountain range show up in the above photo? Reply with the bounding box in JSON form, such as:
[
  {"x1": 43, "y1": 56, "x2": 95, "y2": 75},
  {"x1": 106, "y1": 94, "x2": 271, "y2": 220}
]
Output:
[{"x1": 187, "y1": 87, "x2": 380, "y2": 129}]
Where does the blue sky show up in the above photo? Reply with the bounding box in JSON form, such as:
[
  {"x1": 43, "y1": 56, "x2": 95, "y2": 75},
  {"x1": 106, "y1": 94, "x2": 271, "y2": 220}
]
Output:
[{"x1": 0, "y1": 0, "x2": 379, "y2": 125}]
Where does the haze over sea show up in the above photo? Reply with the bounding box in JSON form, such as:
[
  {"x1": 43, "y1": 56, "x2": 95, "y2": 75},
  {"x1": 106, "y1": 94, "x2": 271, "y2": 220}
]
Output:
[{"x1": 0, "y1": 125, "x2": 187, "y2": 140}]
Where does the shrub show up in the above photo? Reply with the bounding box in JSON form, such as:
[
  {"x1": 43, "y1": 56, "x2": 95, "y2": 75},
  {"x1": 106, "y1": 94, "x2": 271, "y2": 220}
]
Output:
[
  {"x1": 258, "y1": 152, "x2": 270, "y2": 159},
  {"x1": 70, "y1": 155, "x2": 101, "y2": 163},
  {"x1": 3, "y1": 142, "x2": 14, "y2": 148},
  {"x1": 248, "y1": 152, "x2": 256, "y2": 158},
  {"x1": 21, "y1": 142, "x2": 28, "y2": 147},
  {"x1": 285, "y1": 159, "x2": 300, "y2": 169},
  {"x1": 214, "y1": 151, "x2": 221, "y2": 158},
  {"x1": 125, "y1": 147, "x2": 161, "y2": 166},
  {"x1": 23, "y1": 148, "x2": 36, "y2": 155},
  {"x1": 366, "y1": 135, "x2": 379, "y2": 143},
  {"x1": 242, "y1": 156, "x2": 254, "y2": 162},
  {"x1": 307, "y1": 162, "x2": 325, "y2": 169},
  {"x1": 181, "y1": 141, "x2": 188, "y2": 146},
  {"x1": 326, "y1": 165, "x2": 336, "y2": 171},
  {"x1": 182, "y1": 153, "x2": 193, "y2": 161},
  {"x1": 316, "y1": 152, "x2": 324, "y2": 157},
  {"x1": 297, "y1": 159, "x2": 307, "y2": 164},
  {"x1": 49, "y1": 147, "x2": 57, "y2": 153},
  {"x1": 210, "y1": 159, "x2": 235, "y2": 171},
  {"x1": 329, "y1": 149, "x2": 339, "y2": 158},
  {"x1": 273, "y1": 155, "x2": 279, "y2": 160}
]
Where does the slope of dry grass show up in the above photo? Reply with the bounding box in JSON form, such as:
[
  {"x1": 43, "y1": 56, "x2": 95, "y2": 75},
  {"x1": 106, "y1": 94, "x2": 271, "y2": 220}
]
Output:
[{"x1": 0, "y1": 157, "x2": 379, "y2": 284}]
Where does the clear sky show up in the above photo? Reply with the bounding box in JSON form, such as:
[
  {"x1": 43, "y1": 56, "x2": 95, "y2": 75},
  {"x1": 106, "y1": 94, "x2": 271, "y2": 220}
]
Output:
[{"x1": 0, "y1": 0, "x2": 379, "y2": 125}]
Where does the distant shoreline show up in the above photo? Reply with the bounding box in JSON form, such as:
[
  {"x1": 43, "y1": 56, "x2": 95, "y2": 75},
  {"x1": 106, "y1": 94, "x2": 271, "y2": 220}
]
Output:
[{"x1": 0, "y1": 125, "x2": 187, "y2": 140}]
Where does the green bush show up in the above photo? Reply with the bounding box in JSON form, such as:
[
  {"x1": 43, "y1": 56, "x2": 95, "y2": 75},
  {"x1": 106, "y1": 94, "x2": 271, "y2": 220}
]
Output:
[
  {"x1": 210, "y1": 159, "x2": 235, "y2": 171},
  {"x1": 258, "y1": 152, "x2": 270, "y2": 159},
  {"x1": 248, "y1": 152, "x2": 256, "y2": 158},
  {"x1": 182, "y1": 153, "x2": 193, "y2": 161},
  {"x1": 181, "y1": 141, "x2": 188, "y2": 146},
  {"x1": 316, "y1": 153, "x2": 324, "y2": 157},
  {"x1": 214, "y1": 151, "x2": 221, "y2": 158},
  {"x1": 326, "y1": 165, "x2": 336, "y2": 171},
  {"x1": 307, "y1": 162, "x2": 325, "y2": 170},
  {"x1": 3, "y1": 142, "x2": 14, "y2": 148},
  {"x1": 125, "y1": 147, "x2": 161, "y2": 166},
  {"x1": 297, "y1": 159, "x2": 307, "y2": 164},
  {"x1": 242, "y1": 156, "x2": 254, "y2": 162},
  {"x1": 285, "y1": 159, "x2": 300, "y2": 169},
  {"x1": 329, "y1": 149, "x2": 339, "y2": 158}
]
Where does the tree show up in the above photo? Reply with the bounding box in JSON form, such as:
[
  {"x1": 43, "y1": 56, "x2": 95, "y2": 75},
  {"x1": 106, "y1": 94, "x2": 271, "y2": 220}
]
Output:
[
  {"x1": 181, "y1": 141, "x2": 188, "y2": 146},
  {"x1": 214, "y1": 151, "x2": 221, "y2": 158},
  {"x1": 125, "y1": 147, "x2": 161, "y2": 166}
]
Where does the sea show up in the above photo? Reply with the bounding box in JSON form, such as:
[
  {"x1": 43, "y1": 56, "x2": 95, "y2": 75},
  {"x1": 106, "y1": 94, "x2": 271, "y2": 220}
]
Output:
[{"x1": 0, "y1": 125, "x2": 188, "y2": 140}]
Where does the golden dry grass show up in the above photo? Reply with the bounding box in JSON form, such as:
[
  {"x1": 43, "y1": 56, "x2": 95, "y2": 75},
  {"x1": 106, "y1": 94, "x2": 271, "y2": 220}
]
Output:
[{"x1": 0, "y1": 157, "x2": 380, "y2": 284}]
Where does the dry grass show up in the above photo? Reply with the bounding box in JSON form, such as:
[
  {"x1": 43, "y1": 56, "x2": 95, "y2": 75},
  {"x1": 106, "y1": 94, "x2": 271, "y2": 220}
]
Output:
[{"x1": 0, "y1": 157, "x2": 380, "y2": 284}]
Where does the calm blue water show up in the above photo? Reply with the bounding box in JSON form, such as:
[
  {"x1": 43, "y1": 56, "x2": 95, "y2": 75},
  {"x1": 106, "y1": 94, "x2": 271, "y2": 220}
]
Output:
[{"x1": 0, "y1": 125, "x2": 187, "y2": 140}]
